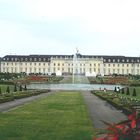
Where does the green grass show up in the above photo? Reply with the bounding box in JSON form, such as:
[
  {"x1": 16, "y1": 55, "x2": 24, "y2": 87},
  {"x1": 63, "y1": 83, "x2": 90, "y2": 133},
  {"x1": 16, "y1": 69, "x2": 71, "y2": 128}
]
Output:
[
  {"x1": 0, "y1": 84, "x2": 14, "y2": 93},
  {"x1": 0, "y1": 91, "x2": 94, "y2": 140},
  {"x1": 60, "y1": 75, "x2": 90, "y2": 84},
  {"x1": 127, "y1": 87, "x2": 140, "y2": 98}
]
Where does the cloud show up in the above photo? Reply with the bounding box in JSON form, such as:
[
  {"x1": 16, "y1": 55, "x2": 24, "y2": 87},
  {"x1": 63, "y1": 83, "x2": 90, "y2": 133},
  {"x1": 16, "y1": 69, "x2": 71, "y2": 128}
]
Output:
[
  {"x1": 18, "y1": 0, "x2": 140, "y2": 32},
  {"x1": 0, "y1": 0, "x2": 140, "y2": 57}
]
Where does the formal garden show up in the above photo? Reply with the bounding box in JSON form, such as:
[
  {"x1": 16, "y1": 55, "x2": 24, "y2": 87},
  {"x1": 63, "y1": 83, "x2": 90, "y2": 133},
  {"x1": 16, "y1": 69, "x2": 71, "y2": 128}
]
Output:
[
  {"x1": 1, "y1": 73, "x2": 140, "y2": 139},
  {"x1": 0, "y1": 73, "x2": 63, "y2": 103}
]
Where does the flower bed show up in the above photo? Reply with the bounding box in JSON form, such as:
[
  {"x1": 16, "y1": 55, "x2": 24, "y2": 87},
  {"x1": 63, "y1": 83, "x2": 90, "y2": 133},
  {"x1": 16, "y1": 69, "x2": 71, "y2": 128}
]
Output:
[
  {"x1": 0, "y1": 89, "x2": 50, "y2": 103},
  {"x1": 92, "y1": 91, "x2": 140, "y2": 140}
]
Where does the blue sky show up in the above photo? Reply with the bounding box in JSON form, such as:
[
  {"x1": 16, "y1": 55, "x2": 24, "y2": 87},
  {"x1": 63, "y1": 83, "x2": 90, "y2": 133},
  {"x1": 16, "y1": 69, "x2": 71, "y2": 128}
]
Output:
[{"x1": 0, "y1": 0, "x2": 140, "y2": 57}]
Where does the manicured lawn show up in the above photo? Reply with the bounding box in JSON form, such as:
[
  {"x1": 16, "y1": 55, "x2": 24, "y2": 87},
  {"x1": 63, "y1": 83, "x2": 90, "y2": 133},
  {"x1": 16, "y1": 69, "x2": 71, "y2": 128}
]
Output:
[
  {"x1": 0, "y1": 84, "x2": 14, "y2": 93},
  {"x1": 60, "y1": 75, "x2": 90, "y2": 84},
  {"x1": 129, "y1": 87, "x2": 140, "y2": 98},
  {"x1": 0, "y1": 91, "x2": 94, "y2": 140}
]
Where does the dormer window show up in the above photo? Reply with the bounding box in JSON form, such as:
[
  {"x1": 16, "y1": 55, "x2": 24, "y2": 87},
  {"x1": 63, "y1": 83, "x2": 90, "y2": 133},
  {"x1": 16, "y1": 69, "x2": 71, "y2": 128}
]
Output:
[
  {"x1": 118, "y1": 59, "x2": 120, "y2": 62},
  {"x1": 127, "y1": 59, "x2": 129, "y2": 62},
  {"x1": 137, "y1": 59, "x2": 139, "y2": 62},
  {"x1": 113, "y1": 59, "x2": 115, "y2": 62},
  {"x1": 108, "y1": 59, "x2": 111, "y2": 62},
  {"x1": 122, "y1": 59, "x2": 125, "y2": 62}
]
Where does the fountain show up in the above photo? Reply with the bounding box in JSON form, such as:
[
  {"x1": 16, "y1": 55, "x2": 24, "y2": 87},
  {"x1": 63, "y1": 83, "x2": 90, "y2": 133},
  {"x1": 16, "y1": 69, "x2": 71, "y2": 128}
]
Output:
[{"x1": 72, "y1": 48, "x2": 81, "y2": 84}]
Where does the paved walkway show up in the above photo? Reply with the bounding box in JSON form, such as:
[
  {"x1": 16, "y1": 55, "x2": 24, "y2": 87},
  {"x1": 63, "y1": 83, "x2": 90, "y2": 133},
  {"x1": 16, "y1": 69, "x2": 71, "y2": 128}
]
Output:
[
  {"x1": 81, "y1": 91, "x2": 127, "y2": 128},
  {"x1": 0, "y1": 91, "x2": 54, "y2": 112}
]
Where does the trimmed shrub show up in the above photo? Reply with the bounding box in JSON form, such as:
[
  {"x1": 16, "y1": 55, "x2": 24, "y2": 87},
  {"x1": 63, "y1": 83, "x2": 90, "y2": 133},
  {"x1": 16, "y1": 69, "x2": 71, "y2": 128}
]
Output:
[
  {"x1": 24, "y1": 85, "x2": 27, "y2": 91},
  {"x1": 121, "y1": 88, "x2": 124, "y2": 94},
  {"x1": 0, "y1": 87, "x2": 1, "y2": 95},
  {"x1": 0, "y1": 97, "x2": 14, "y2": 103},
  {"x1": 132, "y1": 88, "x2": 137, "y2": 96},
  {"x1": 19, "y1": 85, "x2": 22, "y2": 91},
  {"x1": 114, "y1": 87, "x2": 117, "y2": 92},
  {"x1": 6, "y1": 86, "x2": 10, "y2": 93},
  {"x1": 126, "y1": 87, "x2": 130, "y2": 95},
  {"x1": 14, "y1": 84, "x2": 17, "y2": 92}
]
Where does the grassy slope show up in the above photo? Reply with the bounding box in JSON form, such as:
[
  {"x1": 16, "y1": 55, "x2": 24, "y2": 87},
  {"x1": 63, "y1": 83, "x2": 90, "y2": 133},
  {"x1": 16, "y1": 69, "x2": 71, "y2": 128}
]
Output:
[{"x1": 0, "y1": 91, "x2": 94, "y2": 140}]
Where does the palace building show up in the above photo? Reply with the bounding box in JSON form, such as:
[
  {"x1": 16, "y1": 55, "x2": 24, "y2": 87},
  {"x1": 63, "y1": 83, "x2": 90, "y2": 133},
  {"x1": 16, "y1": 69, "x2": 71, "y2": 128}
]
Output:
[{"x1": 0, "y1": 54, "x2": 140, "y2": 76}]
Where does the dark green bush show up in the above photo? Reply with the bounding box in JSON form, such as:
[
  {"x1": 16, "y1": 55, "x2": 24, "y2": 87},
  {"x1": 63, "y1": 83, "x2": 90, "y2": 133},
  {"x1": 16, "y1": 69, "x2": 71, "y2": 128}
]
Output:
[
  {"x1": 126, "y1": 87, "x2": 130, "y2": 95},
  {"x1": 6, "y1": 86, "x2": 10, "y2": 93},
  {"x1": 132, "y1": 88, "x2": 137, "y2": 96},
  {"x1": 0, "y1": 96, "x2": 14, "y2": 103}
]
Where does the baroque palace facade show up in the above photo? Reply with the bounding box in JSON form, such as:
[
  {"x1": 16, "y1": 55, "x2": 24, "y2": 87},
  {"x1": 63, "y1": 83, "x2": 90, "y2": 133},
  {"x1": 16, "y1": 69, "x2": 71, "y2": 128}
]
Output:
[{"x1": 0, "y1": 54, "x2": 140, "y2": 76}]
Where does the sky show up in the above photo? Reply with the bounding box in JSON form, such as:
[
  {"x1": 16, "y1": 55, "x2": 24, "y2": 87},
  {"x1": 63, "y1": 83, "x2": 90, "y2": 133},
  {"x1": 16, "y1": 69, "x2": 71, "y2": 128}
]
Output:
[{"x1": 0, "y1": 0, "x2": 140, "y2": 57}]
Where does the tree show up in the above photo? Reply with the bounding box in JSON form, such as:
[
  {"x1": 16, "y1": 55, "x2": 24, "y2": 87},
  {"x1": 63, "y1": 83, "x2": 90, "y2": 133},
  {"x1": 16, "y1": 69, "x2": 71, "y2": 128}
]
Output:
[
  {"x1": 14, "y1": 84, "x2": 17, "y2": 92},
  {"x1": 19, "y1": 85, "x2": 22, "y2": 91},
  {"x1": 6, "y1": 86, "x2": 10, "y2": 93},
  {"x1": 132, "y1": 88, "x2": 137, "y2": 96},
  {"x1": 126, "y1": 87, "x2": 130, "y2": 95}
]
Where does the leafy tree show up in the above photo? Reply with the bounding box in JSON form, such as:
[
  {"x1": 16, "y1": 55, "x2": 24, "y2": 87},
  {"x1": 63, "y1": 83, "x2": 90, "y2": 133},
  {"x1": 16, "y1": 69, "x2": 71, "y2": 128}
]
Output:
[
  {"x1": 6, "y1": 86, "x2": 10, "y2": 93},
  {"x1": 132, "y1": 88, "x2": 137, "y2": 96}
]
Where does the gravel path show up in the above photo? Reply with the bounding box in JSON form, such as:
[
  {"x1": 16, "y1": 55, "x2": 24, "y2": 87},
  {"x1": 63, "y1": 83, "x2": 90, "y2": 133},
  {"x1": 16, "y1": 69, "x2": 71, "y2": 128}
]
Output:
[
  {"x1": 81, "y1": 91, "x2": 127, "y2": 128},
  {"x1": 0, "y1": 91, "x2": 54, "y2": 112}
]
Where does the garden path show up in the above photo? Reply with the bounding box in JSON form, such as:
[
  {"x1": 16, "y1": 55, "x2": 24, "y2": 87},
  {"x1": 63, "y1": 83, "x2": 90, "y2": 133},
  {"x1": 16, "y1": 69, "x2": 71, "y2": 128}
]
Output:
[
  {"x1": 0, "y1": 91, "x2": 55, "y2": 112},
  {"x1": 81, "y1": 91, "x2": 127, "y2": 128}
]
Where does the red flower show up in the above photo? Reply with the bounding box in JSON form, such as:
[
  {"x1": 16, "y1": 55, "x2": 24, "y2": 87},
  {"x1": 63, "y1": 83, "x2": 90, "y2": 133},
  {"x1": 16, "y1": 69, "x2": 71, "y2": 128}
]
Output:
[
  {"x1": 92, "y1": 111, "x2": 140, "y2": 140},
  {"x1": 128, "y1": 111, "x2": 136, "y2": 128}
]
